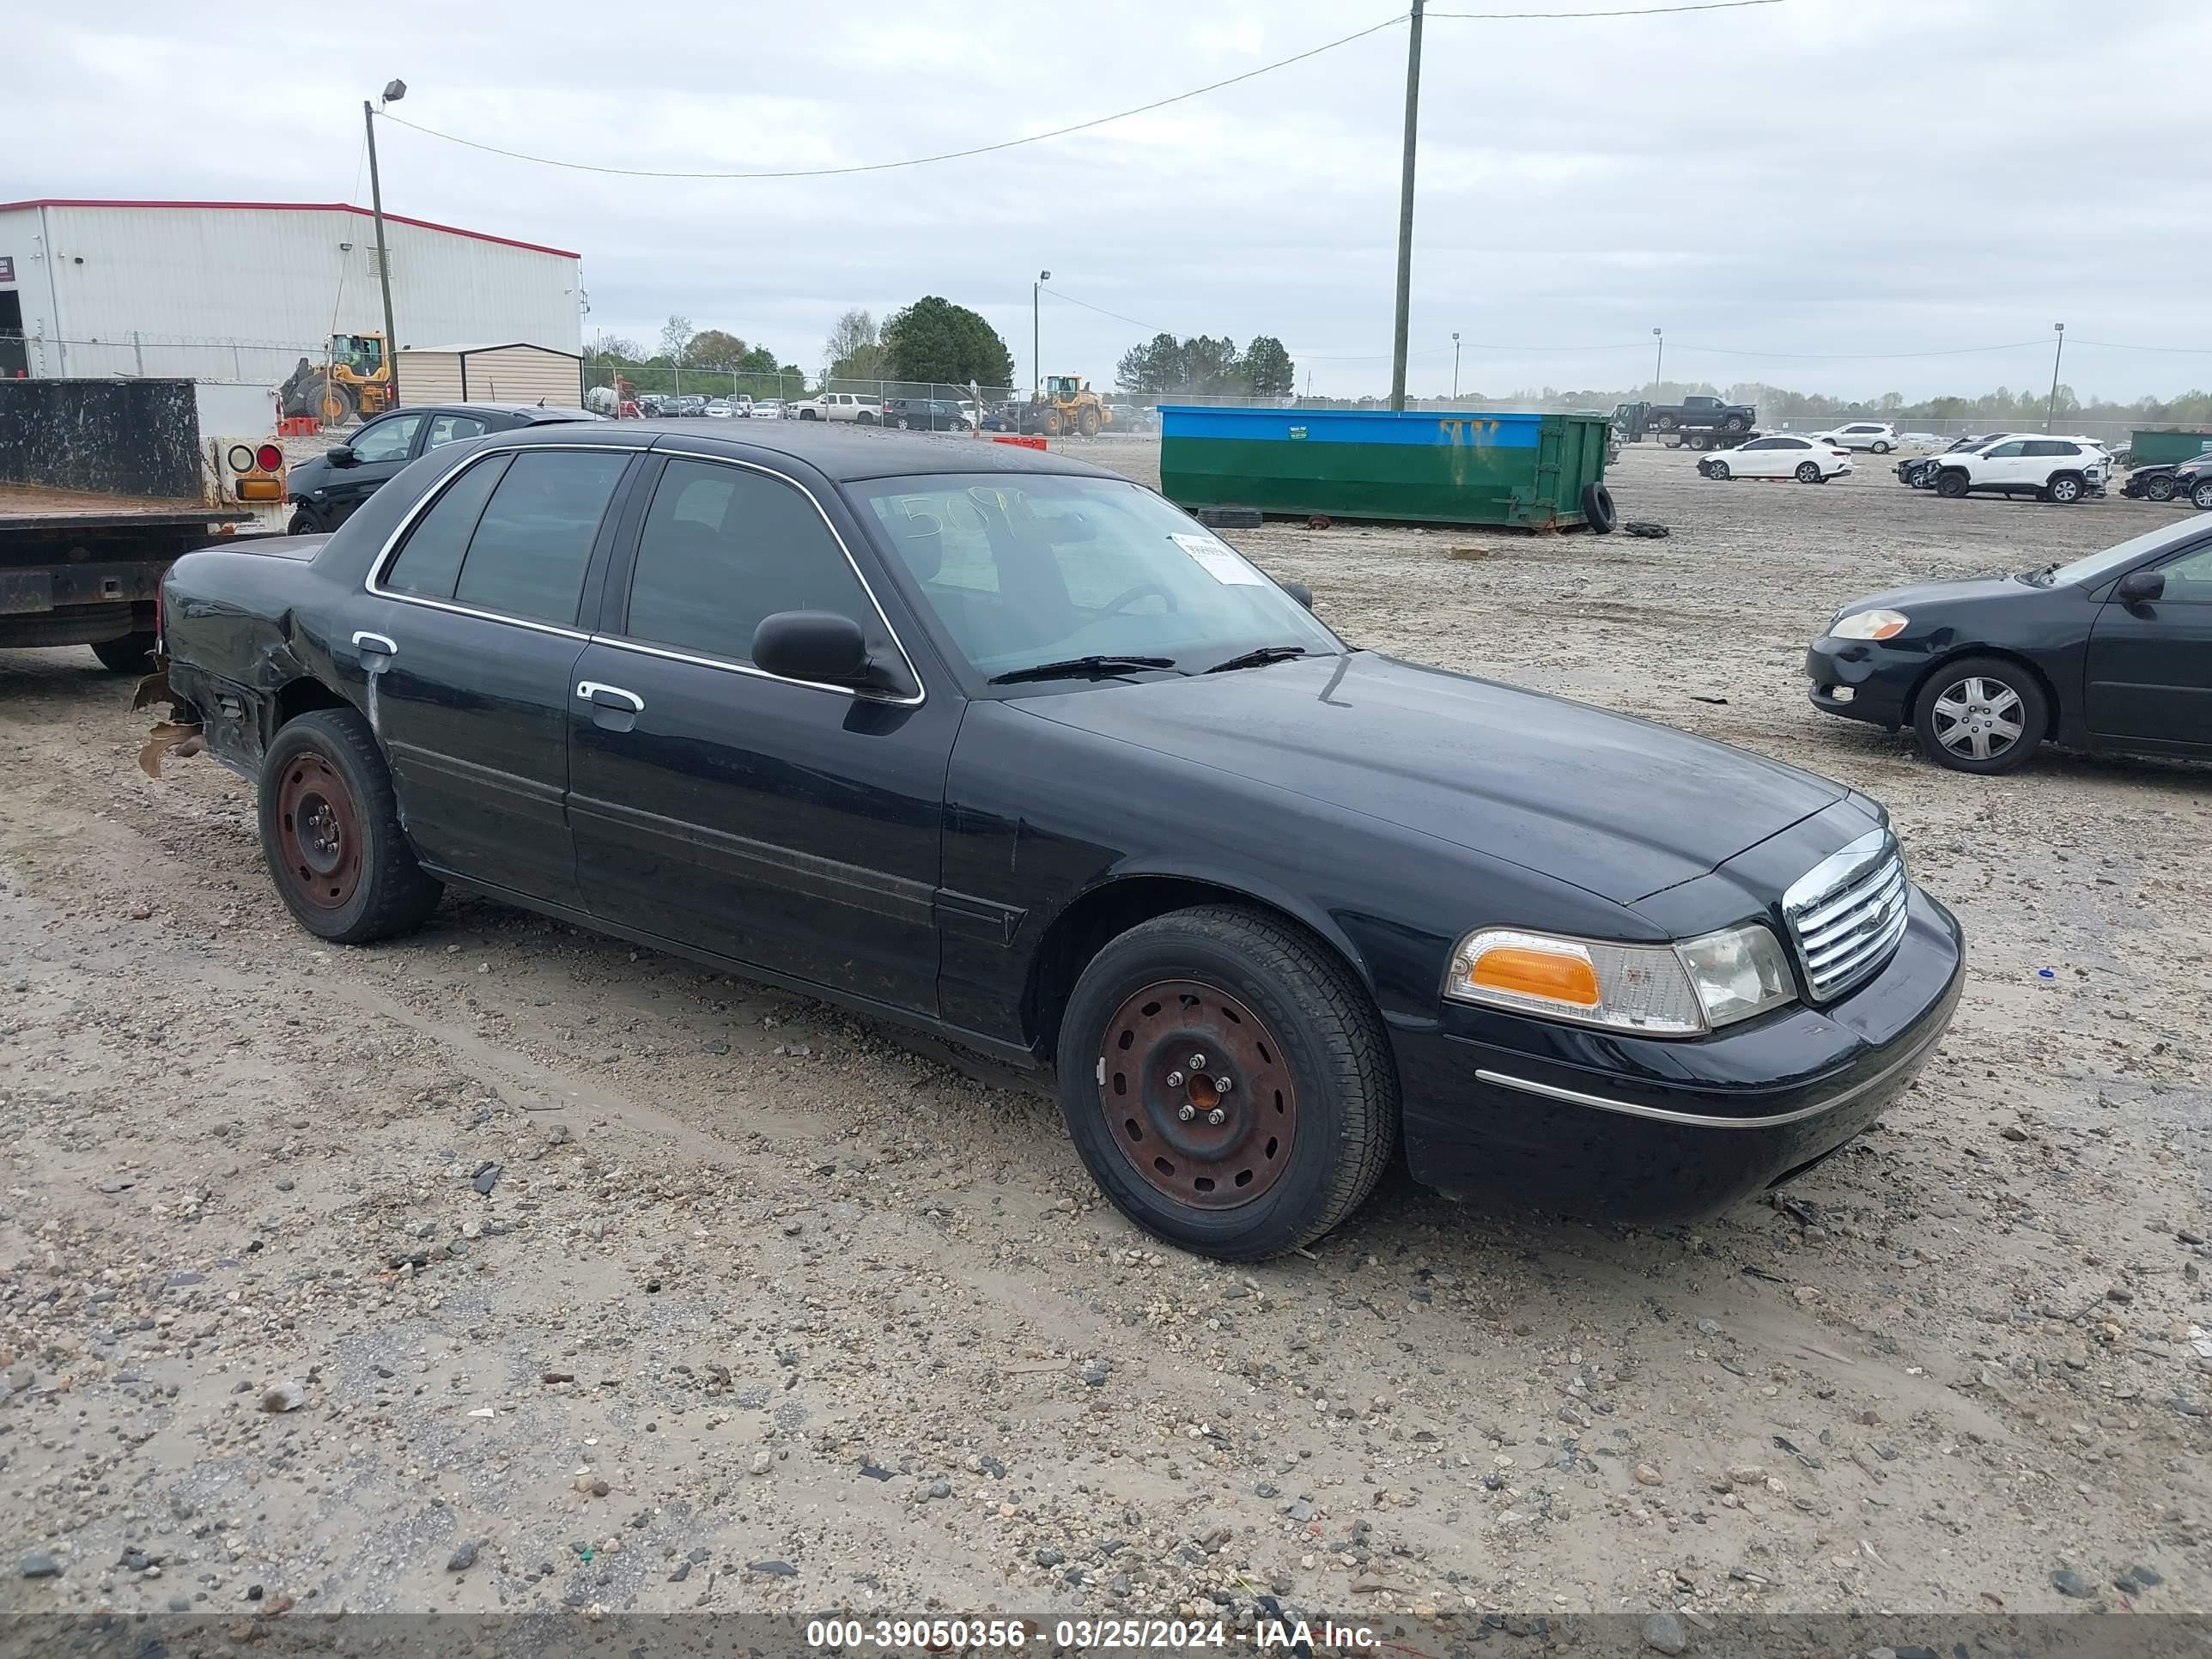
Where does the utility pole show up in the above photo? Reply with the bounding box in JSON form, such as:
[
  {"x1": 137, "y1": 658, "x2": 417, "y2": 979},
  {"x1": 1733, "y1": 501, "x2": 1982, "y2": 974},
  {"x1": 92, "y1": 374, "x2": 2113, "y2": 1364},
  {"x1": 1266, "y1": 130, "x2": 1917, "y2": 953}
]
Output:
[
  {"x1": 1034, "y1": 270, "x2": 1052, "y2": 398},
  {"x1": 365, "y1": 79, "x2": 406, "y2": 402},
  {"x1": 1388, "y1": 0, "x2": 1425, "y2": 413},
  {"x1": 1451, "y1": 331, "x2": 1460, "y2": 400},
  {"x1": 2045, "y1": 322, "x2": 2065, "y2": 431},
  {"x1": 1651, "y1": 326, "x2": 1663, "y2": 395}
]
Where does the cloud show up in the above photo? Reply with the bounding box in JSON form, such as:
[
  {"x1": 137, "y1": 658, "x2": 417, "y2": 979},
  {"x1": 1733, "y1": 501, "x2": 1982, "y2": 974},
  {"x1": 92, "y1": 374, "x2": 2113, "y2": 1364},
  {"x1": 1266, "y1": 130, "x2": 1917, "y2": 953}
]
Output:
[{"x1": 9, "y1": 0, "x2": 2209, "y2": 398}]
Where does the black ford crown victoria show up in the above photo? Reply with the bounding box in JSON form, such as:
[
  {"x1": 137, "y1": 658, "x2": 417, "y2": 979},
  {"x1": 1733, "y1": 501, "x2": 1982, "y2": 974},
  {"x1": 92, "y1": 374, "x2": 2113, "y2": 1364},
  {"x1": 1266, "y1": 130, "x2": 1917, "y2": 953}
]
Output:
[{"x1": 155, "y1": 422, "x2": 1964, "y2": 1260}]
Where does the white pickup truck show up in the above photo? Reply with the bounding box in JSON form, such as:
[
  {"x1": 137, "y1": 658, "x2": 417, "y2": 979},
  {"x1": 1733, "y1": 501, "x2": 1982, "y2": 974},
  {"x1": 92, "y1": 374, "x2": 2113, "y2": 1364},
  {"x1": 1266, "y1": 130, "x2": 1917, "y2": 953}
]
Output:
[{"x1": 789, "y1": 392, "x2": 880, "y2": 424}]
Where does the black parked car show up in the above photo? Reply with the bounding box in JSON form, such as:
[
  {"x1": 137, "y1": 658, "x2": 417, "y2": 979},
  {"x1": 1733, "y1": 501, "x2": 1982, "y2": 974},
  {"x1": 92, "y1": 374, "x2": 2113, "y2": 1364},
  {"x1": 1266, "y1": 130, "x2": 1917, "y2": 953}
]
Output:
[
  {"x1": 155, "y1": 422, "x2": 1962, "y2": 1260},
  {"x1": 882, "y1": 398, "x2": 972, "y2": 432},
  {"x1": 286, "y1": 404, "x2": 595, "y2": 532},
  {"x1": 1806, "y1": 514, "x2": 2212, "y2": 773},
  {"x1": 2172, "y1": 454, "x2": 2212, "y2": 511},
  {"x1": 2122, "y1": 463, "x2": 2181, "y2": 502}
]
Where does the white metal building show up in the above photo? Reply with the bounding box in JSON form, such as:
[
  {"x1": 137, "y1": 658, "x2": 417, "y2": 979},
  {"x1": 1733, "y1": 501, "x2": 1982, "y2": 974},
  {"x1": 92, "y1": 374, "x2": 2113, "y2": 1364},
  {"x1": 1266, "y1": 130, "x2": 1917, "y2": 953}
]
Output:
[{"x1": 0, "y1": 198, "x2": 582, "y2": 385}]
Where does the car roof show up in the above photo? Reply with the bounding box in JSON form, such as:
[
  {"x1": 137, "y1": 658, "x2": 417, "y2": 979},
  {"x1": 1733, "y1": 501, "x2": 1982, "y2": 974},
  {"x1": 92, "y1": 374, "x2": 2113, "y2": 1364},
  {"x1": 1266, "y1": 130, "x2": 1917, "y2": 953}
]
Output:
[
  {"x1": 397, "y1": 402, "x2": 598, "y2": 423},
  {"x1": 489, "y1": 418, "x2": 1122, "y2": 483}
]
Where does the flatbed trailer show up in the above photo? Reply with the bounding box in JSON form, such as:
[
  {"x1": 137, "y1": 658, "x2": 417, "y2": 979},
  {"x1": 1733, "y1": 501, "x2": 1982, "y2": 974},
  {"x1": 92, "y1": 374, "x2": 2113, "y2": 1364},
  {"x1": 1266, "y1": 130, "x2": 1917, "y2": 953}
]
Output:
[{"x1": 1, "y1": 380, "x2": 284, "y2": 672}]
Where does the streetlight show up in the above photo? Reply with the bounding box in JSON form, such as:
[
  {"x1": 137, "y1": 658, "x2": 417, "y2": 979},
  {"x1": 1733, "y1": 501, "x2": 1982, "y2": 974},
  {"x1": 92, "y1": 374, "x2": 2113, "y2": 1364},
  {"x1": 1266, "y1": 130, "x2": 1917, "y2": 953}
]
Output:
[
  {"x1": 1451, "y1": 331, "x2": 1460, "y2": 401},
  {"x1": 364, "y1": 78, "x2": 406, "y2": 402},
  {"x1": 1651, "y1": 326, "x2": 1664, "y2": 395},
  {"x1": 1033, "y1": 270, "x2": 1051, "y2": 400},
  {"x1": 2046, "y1": 322, "x2": 2066, "y2": 432}
]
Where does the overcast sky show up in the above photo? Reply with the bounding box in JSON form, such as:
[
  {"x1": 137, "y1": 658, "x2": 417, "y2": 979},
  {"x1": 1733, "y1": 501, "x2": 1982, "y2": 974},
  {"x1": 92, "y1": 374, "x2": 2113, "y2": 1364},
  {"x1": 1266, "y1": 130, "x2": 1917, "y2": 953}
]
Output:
[{"x1": 12, "y1": 0, "x2": 2211, "y2": 400}]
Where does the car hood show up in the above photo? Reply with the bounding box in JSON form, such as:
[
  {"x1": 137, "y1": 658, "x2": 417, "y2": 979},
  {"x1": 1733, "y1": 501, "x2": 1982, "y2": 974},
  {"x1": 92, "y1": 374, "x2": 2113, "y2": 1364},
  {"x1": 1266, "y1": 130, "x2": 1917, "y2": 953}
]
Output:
[
  {"x1": 1015, "y1": 652, "x2": 1846, "y2": 905},
  {"x1": 1827, "y1": 574, "x2": 2033, "y2": 620}
]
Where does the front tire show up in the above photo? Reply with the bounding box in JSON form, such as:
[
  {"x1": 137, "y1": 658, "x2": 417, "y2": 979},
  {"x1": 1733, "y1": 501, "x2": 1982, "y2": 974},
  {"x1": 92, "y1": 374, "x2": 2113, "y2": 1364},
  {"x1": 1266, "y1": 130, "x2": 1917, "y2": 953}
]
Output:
[
  {"x1": 90, "y1": 631, "x2": 158, "y2": 674},
  {"x1": 1935, "y1": 470, "x2": 1970, "y2": 498},
  {"x1": 1054, "y1": 905, "x2": 1399, "y2": 1261},
  {"x1": 2143, "y1": 474, "x2": 2176, "y2": 502},
  {"x1": 257, "y1": 708, "x2": 441, "y2": 943},
  {"x1": 1912, "y1": 657, "x2": 2045, "y2": 775},
  {"x1": 1795, "y1": 461, "x2": 1822, "y2": 483},
  {"x1": 1706, "y1": 460, "x2": 1730, "y2": 480}
]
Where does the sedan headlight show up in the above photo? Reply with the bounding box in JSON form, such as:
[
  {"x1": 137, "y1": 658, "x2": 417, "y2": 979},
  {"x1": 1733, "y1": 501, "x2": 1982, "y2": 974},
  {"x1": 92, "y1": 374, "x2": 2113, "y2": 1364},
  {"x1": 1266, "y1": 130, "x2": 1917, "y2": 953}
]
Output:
[
  {"x1": 1447, "y1": 923, "x2": 1796, "y2": 1036},
  {"x1": 1831, "y1": 608, "x2": 1908, "y2": 641}
]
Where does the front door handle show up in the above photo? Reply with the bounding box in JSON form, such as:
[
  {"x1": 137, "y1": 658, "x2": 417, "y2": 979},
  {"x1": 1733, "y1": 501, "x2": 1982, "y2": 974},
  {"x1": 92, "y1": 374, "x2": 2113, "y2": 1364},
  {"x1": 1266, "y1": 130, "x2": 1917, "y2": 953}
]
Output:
[{"x1": 576, "y1": 681, "x2": 644, "y2": 712}]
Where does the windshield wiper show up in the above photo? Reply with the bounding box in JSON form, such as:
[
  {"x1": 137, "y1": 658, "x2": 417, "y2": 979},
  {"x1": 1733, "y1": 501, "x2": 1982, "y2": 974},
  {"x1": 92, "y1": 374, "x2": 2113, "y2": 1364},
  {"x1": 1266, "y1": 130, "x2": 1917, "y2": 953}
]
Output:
[
  {"x1": 1205, "y1": 644, "x2": 1312, "y2": 674},
  {"x1": 988, "y1": 654, "x2": 1180, "y2": 686}
]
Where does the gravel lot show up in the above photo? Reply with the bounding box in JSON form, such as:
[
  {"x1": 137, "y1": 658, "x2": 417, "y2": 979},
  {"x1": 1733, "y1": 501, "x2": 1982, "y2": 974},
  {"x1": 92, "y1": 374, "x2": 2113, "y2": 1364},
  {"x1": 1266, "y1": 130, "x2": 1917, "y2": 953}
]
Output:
[{"x1": 3, "y1": 436, "x2": 2208, "y2": 1628}]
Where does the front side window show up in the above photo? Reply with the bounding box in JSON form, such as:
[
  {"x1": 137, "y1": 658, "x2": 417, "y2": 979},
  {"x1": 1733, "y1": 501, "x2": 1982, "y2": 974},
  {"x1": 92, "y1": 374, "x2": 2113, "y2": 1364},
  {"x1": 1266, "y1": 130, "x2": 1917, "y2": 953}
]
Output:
[
  {"x1": 2155, "y1": 544, "x2": 2212, "y2": 604},
  {"x1": 451, "y1": 450, "x2": 628, "y2": 626},
  {"x1": 351, "y1": 414, "x2": 422, "y2": 465},
  {"x1": 623, "y1": 459, "x2": 876, "y2": 665},
  {"x1": 1984, "y1": 441, "x2": 2028, "y2": 459},
  {"x1": 856, "y1": 474, "x2": 1339, "y2": 682}
]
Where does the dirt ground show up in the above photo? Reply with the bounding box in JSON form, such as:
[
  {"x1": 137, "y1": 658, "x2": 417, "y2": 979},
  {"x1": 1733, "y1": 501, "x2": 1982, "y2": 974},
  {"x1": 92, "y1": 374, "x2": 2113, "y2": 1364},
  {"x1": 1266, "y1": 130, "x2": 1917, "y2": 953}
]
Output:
[{"x1": 3, "y1": 438, "x2": 2209, "y2": 1631}]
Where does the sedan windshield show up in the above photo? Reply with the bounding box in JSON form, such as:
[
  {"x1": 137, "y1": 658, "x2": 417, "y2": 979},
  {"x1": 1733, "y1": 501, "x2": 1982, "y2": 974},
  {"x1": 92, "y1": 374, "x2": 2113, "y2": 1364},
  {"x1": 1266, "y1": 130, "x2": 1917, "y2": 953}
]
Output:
[
  {"x1": 854, "y1": 474, "x2": 1340, "y2": 682},
  {"x1": 2038, "y1": 516, "x2": 2212, "y2": 586}
]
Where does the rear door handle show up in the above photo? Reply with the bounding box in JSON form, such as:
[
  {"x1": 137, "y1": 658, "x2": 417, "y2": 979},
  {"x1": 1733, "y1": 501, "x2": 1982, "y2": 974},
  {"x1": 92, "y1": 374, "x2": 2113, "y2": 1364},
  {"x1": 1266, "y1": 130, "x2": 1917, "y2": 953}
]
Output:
[
  {"x1": 352, "y1": 631, "x2": 398, "y2": 659},
  {"x1": 577, "y1": 681, "x2": 644, "y2": 712}
]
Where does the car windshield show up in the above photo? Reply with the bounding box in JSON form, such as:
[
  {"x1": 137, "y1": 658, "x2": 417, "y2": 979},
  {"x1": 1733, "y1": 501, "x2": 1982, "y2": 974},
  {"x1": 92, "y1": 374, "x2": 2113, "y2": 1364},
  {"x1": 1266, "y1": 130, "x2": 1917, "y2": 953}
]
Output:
[
  {"x1": 2035, "y1": 517, "x2": 2211, "y2": 586},
  {"x1": 854, "y1": 473, "x2": 1340, "y2": 682}
]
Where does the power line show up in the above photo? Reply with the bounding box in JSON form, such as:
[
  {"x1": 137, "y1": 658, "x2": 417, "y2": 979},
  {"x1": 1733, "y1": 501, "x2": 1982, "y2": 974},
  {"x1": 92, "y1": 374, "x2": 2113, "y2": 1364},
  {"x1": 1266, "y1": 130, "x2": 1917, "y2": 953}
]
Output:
[
  {"x1": 1674, "y1": 339, "x2": 2050, "y2": 361},
  {"x1": 1429, "y1": 0, "x2": 1784, "y2": 16},
  {"x1": 377, "y1": 12, "x2": 1407, "y2": 181},
  {"x1": 1040, "y1": 287, "x2": 1158, "y2": 332},
  {"x1": 2070, "y1": 339, "x2": 2212, "y2": 355}
]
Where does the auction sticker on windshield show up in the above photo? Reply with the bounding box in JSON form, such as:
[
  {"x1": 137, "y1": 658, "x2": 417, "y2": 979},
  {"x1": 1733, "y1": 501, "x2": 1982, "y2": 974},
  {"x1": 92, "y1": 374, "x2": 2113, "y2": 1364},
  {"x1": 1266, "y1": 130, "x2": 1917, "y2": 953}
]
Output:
[{"x1": 1170, "y1": 532, "x2": 1267, "y2": 586}]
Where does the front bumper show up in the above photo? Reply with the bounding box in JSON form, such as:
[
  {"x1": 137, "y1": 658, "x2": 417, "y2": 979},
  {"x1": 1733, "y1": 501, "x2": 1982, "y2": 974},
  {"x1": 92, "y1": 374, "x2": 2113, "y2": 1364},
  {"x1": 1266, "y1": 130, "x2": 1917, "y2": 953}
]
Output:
[
  {"x1": 1803, "y1": 635, "x2": 1917, "y2": 727},
  {"x1": 1393, "y1": 887, "x2": 1964, "y2": 1222}
]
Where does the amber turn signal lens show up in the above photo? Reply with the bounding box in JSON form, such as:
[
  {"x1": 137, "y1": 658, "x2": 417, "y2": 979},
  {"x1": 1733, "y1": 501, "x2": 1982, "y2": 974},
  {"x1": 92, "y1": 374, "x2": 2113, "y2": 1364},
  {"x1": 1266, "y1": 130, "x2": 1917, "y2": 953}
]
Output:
[{"x1": 1466, "y1": 945, "x2": 1600, "y2": 1007}]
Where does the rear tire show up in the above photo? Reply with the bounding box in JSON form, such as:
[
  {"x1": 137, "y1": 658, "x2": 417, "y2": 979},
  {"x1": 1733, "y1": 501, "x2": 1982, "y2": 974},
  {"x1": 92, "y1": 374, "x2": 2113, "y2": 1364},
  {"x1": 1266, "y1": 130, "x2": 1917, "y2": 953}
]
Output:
[
  {"x1": 1871, "y1": 441, "x2": 1892, "y2": 454},
  {"x1": 1795, "y1": 461, "x2": 1822, "y2": 483},
  {"x1": 257, "y1": 708, "x2": 441, "y2": 944},
  {"x1": 1912, "y1": 656, "x2": 2045, "y2": 775},
  {"x1": 1079, "y1": 406, "x2": 1102, "y2": 438},
  {"x1": 2046, "y1": 473, "x2": 2084, "y2": 505},
  {"x1": 1054, "y1": 905, "x2": 1399, "y2": 1261},
  {"x1": 2194, "y1": 479, "x2": 2212, "y2": 512},
  {"x1": 90, "y1": 631, "x2": 158, "y2": 674}
]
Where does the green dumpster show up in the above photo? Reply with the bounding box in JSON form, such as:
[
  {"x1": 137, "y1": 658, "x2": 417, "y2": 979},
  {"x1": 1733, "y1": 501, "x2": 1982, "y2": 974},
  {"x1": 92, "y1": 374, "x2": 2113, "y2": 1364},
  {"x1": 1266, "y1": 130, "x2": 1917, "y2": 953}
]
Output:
[
  {"x1": 2130, "y1": 428, "x2": 2212, "y2": 466},
  {"x1": 1158, "y1": 406, "x2": 1614, "y2": 528}
]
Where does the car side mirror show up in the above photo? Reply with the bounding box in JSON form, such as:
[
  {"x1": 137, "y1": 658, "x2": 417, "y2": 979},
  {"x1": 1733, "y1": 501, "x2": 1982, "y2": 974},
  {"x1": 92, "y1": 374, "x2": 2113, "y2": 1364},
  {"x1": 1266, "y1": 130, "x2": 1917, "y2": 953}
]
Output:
[
  {"x1": 326, "y1": 445, "x2": 357, "y2": 467},
  {"x1": 752, "y1": 611, "x2": 874, "y2": 687},
  {"x1": 1281, "y1": 580, "x2": 1315, "y2": 610},
  {"x1": 2117, "y1": 568, "x2": 2165, "y2": 605}
]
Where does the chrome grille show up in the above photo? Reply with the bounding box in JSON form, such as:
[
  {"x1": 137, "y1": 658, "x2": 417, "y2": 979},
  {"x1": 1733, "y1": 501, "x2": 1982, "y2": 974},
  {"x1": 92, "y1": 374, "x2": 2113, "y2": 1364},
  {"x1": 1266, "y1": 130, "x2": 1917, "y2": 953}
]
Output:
[{"x1": 1782, "y1": 829, "x2": 1909, "y2": 1002}]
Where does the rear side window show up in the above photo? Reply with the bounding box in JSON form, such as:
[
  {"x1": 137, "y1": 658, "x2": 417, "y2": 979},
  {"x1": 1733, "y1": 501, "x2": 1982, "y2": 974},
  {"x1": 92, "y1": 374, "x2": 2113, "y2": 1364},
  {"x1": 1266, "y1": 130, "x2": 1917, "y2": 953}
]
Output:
[
  {"x1": 427, "y1": 412, "x2": 490, "y2": 447},
  {"x1": 452, "y1": 451, "x2": 629, "y2": 626},
  {"x1": 381, "y1": 454, "x2": 512, "y2": 601},
  {"x1": 623, "y1": 459, "x2": 874, "y2": 664}
]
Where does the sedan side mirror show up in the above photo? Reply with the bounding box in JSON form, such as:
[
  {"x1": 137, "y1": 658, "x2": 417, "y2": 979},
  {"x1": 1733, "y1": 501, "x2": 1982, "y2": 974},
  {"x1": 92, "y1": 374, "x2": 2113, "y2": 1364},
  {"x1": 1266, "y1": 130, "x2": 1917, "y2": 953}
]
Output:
[
  {"x1": 752, "y1": 611, "x2": 874, "y2": 687},
  {"x1": 1280, "y1": 580, "x2": 1315, "y2": 610},
  {"x1": 2117, "y1": 568, "x2": 2165, "y2": 605},
  {"x1": 326, "y1": 445, "x2": 358, "y2": 468}
]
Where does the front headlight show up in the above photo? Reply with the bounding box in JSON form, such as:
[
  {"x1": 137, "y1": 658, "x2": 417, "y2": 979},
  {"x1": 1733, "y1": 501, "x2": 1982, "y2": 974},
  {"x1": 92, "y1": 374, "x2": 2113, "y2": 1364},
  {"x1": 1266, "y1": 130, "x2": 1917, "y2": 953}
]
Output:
[
  {"x1": 1831, "y1": 608, "x2": 1908, "y2": 641},
  {"x1": 1447, "y1": 922, "x2": 1796, "y2": 1035}
]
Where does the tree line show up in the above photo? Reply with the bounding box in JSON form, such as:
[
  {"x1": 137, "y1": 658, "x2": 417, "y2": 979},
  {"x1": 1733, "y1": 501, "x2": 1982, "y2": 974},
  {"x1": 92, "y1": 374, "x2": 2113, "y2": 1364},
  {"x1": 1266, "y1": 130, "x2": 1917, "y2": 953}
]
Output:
[{"x1": 1115, "y1": 333, "x2": 1295, "y2": 397}]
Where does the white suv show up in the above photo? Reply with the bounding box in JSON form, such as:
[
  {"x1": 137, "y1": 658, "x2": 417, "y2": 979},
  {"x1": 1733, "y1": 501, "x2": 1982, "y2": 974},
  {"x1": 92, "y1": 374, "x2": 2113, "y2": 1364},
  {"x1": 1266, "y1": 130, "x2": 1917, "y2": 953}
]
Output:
[
  {"x1": 791, "y1": 392, "x2": 879, "y2": 424},
  {"x1": 1814, "y1": 421, "x2": 1901, "y2": 453},
  {"x1": 1931, "y1": 437, "x2": 2108, "y2": 505}
]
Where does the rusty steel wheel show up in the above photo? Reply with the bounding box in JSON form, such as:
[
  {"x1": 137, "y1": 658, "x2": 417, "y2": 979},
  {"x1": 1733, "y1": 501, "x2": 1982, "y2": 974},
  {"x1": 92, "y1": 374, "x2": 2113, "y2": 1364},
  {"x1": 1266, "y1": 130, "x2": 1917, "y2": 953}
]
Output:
[
  {"x1": 1098, "y1": 978, "x2": 1297, "y2": 1210},
  {"x1": 275, "y1": 749, "x2": 365, "y2": 911}
]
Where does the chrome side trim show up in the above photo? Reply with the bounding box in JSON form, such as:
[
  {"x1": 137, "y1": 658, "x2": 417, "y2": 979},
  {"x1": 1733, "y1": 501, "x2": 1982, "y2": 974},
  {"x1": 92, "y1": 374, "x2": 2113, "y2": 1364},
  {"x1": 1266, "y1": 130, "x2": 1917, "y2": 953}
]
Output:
[{"x1": 1472, "y1": 990, "x2": 1954, "y2": 1129}]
